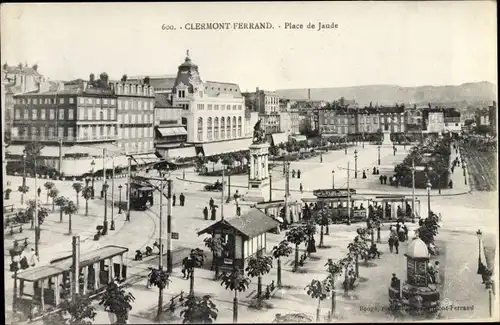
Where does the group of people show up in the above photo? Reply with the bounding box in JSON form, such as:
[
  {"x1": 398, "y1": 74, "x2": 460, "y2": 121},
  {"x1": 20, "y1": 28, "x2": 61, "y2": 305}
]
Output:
[
  {"x1": 291, "y1": 169, "x2": 302, "y2": 179},
  {"x1": 172, "y1": 193, "x2": 186, "y2": 207},
  {"x1": 388, "y1": 222, "x2": 409, "y2": 254},
  {"x1": 10, "y1": 248, "x2": 38, "y2": 272}
]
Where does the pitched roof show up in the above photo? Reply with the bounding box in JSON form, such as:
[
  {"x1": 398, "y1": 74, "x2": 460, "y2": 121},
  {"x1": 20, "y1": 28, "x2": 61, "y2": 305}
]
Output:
[
  {"x1": 197, "y1": 208, "x2": 279, "y2": 239},
  {"x1": 205, "y1": 81, "x2": 242, "y2": 98},
  {"x1": 155, "y1": 93, "x2": 171, "y2": 107},
  {"x1": 128, "y1": 76, "x2": 177, "y2": 90}
]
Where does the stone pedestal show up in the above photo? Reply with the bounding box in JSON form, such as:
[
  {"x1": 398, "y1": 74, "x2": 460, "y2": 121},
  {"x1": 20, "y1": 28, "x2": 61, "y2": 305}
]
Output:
[
  {"x1": 244, "y1": 142, "x2": 270, "y2": 203},
  {"x1": 382, "y1": 130, "x2": 393, "y2": 146}
]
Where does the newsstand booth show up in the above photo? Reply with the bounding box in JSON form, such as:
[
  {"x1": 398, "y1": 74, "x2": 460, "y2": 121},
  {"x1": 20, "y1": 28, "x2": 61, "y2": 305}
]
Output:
[{"x1": 197, "y1": 208, "x2": 279, "y2": 273}]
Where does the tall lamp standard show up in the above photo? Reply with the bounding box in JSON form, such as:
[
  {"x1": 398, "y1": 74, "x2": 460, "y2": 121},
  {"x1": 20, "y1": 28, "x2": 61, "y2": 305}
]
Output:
[
  {"x1": 331, "y1": 170, "x2": 335, "y2": 189},
  {"x1": 118, "y1": 185, "x2": 123, "y2": 214},
  {"x1": 354, "y1": 149, "x2": 358, "y2": 179},
  {"x1": 476, "y1": 229, "x2": 494, "y2": 317},
  {"x1": 463, "y1": 162, "x2": 468, "y2": 185},
  {"x1": 22, "y1": 151, "x2": 26, "y2": 187},
  {"x1": 90, "y1": 160, "x2": 96, "y2": 199},
  {"x1": 426, "y1": 180, "x2": 432, "y2": 218},
  {"x1": 102, "y1": 182, "x2": 109, "y2": 235}
]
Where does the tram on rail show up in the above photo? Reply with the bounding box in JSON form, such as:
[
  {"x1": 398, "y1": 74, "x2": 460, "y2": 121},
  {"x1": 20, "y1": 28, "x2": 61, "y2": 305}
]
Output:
[{"x1": 130, "y1": 176, "x2": 155, "y2": 211}]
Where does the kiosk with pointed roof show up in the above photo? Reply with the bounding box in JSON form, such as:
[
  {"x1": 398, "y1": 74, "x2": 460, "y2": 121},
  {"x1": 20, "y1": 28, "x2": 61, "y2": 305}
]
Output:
[{"x1": 388, "y1": 237, "x2": 440, "y2": 316}]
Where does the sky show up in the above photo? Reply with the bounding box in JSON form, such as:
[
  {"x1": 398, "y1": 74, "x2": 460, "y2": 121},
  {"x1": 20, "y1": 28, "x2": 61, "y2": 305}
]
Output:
[{"x1": 1, "y1": 1, "x2": 497, "y2": 91}]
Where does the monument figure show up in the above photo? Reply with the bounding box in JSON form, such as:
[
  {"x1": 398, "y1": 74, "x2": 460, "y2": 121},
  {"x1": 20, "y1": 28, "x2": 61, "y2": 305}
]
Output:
[{"x1": 253, "y1": 119, "x2": 266, "y2": 144}]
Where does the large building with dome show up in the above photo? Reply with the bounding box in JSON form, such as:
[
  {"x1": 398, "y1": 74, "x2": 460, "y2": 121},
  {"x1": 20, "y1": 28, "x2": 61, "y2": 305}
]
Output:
[{"x1": 170, "y1": 51, "x2": 256, "y2": 156}]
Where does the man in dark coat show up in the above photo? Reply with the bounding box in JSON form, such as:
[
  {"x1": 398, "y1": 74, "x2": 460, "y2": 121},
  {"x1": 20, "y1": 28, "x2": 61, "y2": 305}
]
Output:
[
  {"x1": 297, "y1": 169, "x2": 301, "y2": 179},
  {"x1": 179, "y1": 193, "x2": 185, "y2": 206},
  {"x1": 379, "y1": 175, "x2": 384, "y2": 185},
  {"x1": 203, "y1": 207, "x2": 209, "y2": 220},
  {"x1": 172, "y1": 194, "x2": 176, "y2": 206},
  {"x1": 211, "y1": 207, "x2": 217, "y2": 220},
  {"x1": 209, "y1": 197, "x2": 214, "y2": 210}
]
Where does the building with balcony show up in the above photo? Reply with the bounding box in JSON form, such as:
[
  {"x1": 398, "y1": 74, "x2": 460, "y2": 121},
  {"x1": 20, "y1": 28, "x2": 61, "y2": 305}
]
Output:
[
  {"x1": 153, "y1": 93, "x2": 195, "y2": 161},
  {"x1": 7, "y1": 76, "x2": 159, "y2": 177},
  {"x1": 170, "y1": 51, "x2": 252, "y2": 156},
  {"x1": 242, "y1": 88, "x2": 281, "y2": 134}
]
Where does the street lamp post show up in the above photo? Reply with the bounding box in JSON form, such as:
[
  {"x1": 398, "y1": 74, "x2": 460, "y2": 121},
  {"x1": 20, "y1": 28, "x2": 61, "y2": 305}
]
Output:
[
  {"x1": 377, "y1": 145, "x2": 381, "y2": 166},
  {"x1": 354, "y1": 150, "x2": 358, "y2": 179},
  {"x1": 437, "y1": 174, "x2": 441, "y2": 195},
  {"x1": 426, "y1": 181, "x2": 432, "y2": 218},
  {"x1": 110, "y1": 159, "x2": 115, "y2": 231},
  {"x1": 90, "y1": 160, "x2": 95, "y2": 199},
  {"x1": 102, "y1": 182, "x2": 109, "y2": 235},
  {"x1": 118, "y1": 185, "x2": 123, "y2": 214},
  {"x1": 22, "y1": 151, "x2": 27, "y2": 187},
  {"x1": 332, "y1": 170, "x2": 335, "y2": 189}
]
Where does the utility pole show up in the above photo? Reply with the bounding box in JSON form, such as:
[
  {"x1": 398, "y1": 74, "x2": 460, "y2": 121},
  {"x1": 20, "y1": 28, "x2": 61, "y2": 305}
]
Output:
[
  {"x1": 269, "y1": 174, "x2": 273, "y2": 202},
  {"x1": 34, "y1": 158, "x2": 39, "y2": 258},
  {"x1": 166, "y1": 179, "x2": 173, "y2": 273},
  {"x1": 411, "y1": 159, "x2": 416, "y2": 222},
  {"x1": 71, "y1": 236, "x2": 80, "y2": 299},
  {"x1": 226, "y1": 169, "x2": 231, "y2": 203},
  {"x1": 126, "y1": 156, "x2": 131, "y2": 221},
  {"x1": 221, "y1": 168, "x2": 225, "y2": 220},
  {"x1": 347, "y1": 161, "x2": 351, "y2": 225},
  {"x1": 55, "y1": 90, "x2": 63, "y2": 177},
  {"x1": 110, "y1": 159, "x2": 115, "y2": 230},
  {"x1": 58, "y1": 137, "x2": 63, "y2": 177},
  {"x1": 284, "y1": 162, "x2": 290, "y2": 224},
  {"x1": 102, "y1": 148, "x2": 107, "y2": 197},
  {"x1": 157, "y1": 178, "x2": 164, "y2": 319}
]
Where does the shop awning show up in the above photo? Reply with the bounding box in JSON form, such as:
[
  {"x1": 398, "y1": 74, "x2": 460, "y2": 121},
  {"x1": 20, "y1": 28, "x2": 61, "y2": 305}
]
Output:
[
  {"x1": 271, "y1": 132, "x2": 288, "y2": 145},
  {"x1": 6, "y1": 145, "x2": 61, "y2": 157},
  {"x1": 157, "y1": 127, "x2": 188, "y2": 137},
  {"x1": 203, "y1": 138, "x2": 252, "y2": 157},
  {"x1": 165, "y1": 146, "x2": 196, "y2": 159},
  {"x1": 131, "y1": 153, "x2": 160, "y2": 165}
]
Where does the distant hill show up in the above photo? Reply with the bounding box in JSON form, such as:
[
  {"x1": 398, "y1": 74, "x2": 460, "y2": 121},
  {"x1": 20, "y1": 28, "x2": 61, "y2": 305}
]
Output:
[{"x1": 277, "y1": 81, "x2": 497, "y2": 109}]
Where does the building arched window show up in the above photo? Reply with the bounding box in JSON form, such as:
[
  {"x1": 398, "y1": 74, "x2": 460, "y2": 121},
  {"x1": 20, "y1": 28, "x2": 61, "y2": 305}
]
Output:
[
  {"x1": 226, "y1": 117, "x2": 231, "y2": 139},
  {"x1": 238, "y1": 116, "x2": 242, "y2": 137},
  {"x1": 197, "y1": 117, "x2": 203, "y2": 141},
  {"x1": 232, "y1": 116, "x2": 237, "y2": 138},
  {"x1": 207, "y1": 117, "x2": 213, "y2": 140},
  {"x1": 220, "y1": 117, "x2": 225, "y2": 139},
  {"x1": 118, "y1": 84, "x2": 123, "y2": 94},
  {"x1": 214, "y1": 117, "x2": 219, "y2": 140}
]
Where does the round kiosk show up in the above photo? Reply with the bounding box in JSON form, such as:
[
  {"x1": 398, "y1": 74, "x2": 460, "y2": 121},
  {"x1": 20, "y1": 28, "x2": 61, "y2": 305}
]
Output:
[{"x1": 388, "y1": 238, "x2": 440, "y2": 316}]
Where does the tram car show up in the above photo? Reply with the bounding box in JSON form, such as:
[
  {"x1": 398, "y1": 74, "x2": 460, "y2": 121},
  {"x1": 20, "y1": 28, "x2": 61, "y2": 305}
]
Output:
[{"x1": 130, "y1": 176, "x2": 155, "y2": 211}]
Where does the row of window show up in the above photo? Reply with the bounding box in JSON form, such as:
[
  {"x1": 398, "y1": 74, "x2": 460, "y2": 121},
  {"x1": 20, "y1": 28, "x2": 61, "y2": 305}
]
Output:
[
  {"x1": 117, "y1": 99, "x2": 154, "y2": 111},
  {"x1": 118, "y1": 127, "x2": 154, "y2": 139},
  {"x1": 76, "y1": 108, "x2": 115, "y2": 121},
  {"x1": 16, "y1": 108, "x2": 73, "y2": 121},
  {"x1": 117, "y1": 113, "x2": 154, "y2": 124},
  {"x1": 196, "y1": 103, "x2": 243, "y2": 111},
  {"x1": 322, "y1": 125, "x2": 405, "y2": 133},
  {"x1": 265, "y1": 96, "x2": 279, "y2": 105},
  {"x1": 117, "y1": 140, "x2": 155, "y2": 153},
  {"x1": 197, "y1": 116, "x2": 243, "y2": 141},
  {"x1": 322, "y1": 117, "x2": 405, "y2": 125},
  {"x1": 78, "y1": 97, "x2": 116, "y2": 106},
  {"x1": 113, "y1": 83, "x2": 154, "y2": 97},
  {"x1": 16, "y1": 97, "x2": 75, "y2": 105},
  {"x1": 14, "y1": 126, "x2": 75, "y2": 138},
  {"x1": 78, "y1": 125, "x2": 118, "y2": 139}
]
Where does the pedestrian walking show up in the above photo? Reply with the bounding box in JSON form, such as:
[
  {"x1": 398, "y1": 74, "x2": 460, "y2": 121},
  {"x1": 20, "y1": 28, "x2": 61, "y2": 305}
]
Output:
[
  {"x1": 172, "y1": 194, "x2": 176, "y2": 206},
  {"x1": 292, "y1": 169, "x2": 296, "y2": 178},
  {"x1": 379, "y1": 175, "x2": 384, "y2": 185},
  {"x1": 393, "y1": 238, "x2": 399, "y2": 254},
  {"x1": 211, "y1": 207, "x2": 217, "y2": 220},
  {"x1": 373, "y1": 167, "x2": 377, "y2": 175},
  {"x1": 297, "y1": 169, "x2": 301, "y2": 179},
  {"x1": 299, "y1": 183, "x2": 303, "y2": 193},
  {"x1": 37, "y1": 187, "x2": 42, "y2": 197},
  {"x1": 427, "y1": 261, "x2": 436, "y2": 284},
  {"x1": 388, "y1": 236, "x2": 394, "y2": 253},
  {"x1": 362, "y1": 170, "x2": 367, "y2": 179},
  {"x1": 403, "y1": 223, "x2": 408, "y2": 241},
  {"x1": 209, "y1": 197, "x2": 214, "y2": 209},
  {"x1": 376, "y1": 168, "x2": 380, "y2": 175},
  {"x1": 434, "y1": 261, "x2": 441, "y2": 285},
  {"x1": 179, "y1": 193, "x2": 185, "y2": 206},
  {"x1": 29, "y1": 248, "x2": 38, "y2": 267},
  {"x1": 203, "y1": 207, "x2": 208, "y2": 220}
]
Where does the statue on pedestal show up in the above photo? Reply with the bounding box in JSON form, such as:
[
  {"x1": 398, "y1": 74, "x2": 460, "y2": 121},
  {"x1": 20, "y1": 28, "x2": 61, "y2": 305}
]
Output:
[{"x1": 252, "y1": 119, "x2": 266, "y2": 144}]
